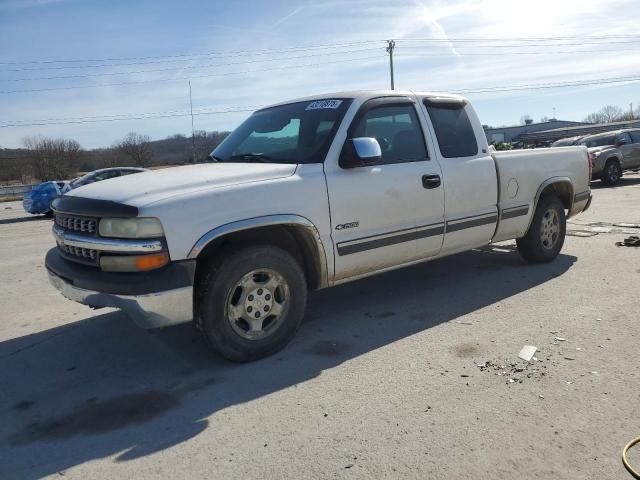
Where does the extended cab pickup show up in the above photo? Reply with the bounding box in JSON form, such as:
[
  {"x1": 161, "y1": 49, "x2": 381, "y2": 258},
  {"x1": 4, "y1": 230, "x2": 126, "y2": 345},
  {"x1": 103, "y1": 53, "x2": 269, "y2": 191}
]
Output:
[{"x1": 46, "y1": 90, "x2": 592, "y2": 361}]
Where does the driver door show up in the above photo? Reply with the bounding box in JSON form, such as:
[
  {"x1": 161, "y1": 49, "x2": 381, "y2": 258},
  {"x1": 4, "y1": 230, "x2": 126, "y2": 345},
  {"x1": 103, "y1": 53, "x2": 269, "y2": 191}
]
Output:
[{"x1": 324, "y1": 97, "x2": 445, "y2": 281}]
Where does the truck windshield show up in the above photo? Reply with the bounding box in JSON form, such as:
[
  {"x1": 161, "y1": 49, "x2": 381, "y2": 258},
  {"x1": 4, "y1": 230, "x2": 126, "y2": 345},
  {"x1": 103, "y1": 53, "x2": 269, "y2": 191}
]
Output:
[{"x1": 211, "y1": 99, "x2": 352, "y2": 164}]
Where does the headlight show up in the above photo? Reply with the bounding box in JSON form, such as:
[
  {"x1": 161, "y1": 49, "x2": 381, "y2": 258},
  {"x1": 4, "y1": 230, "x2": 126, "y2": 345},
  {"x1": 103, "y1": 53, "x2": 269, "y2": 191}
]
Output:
[
  {"x1": 99, "y1": 218, "x2": 164, "y2": 238},
  {"x1": 593, "y1": 151, "x2": 601, "y2": 158}
]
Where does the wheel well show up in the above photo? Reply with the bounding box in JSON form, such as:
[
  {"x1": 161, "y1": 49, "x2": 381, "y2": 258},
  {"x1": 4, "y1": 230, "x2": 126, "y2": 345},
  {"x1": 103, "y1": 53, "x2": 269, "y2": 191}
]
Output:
[
  {"x1": 194, "y1": 224, "x2": 323, "y2": 291},
  {"x1": 539, "y1": 181, "x2": 573, "y2": 210},
  {"x1": 605, "y1": 156, "x2": 620, "y2": 165}
]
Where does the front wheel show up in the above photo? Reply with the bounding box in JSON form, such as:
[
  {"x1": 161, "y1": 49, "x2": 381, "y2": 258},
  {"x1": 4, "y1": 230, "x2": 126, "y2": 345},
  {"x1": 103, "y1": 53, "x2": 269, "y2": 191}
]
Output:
[
  {"x1": 197, "y1": 245, "x2": 307, "y2": 362},
  {"x1": 516, "y1": 195, "x2": 566, "y2": 264}
]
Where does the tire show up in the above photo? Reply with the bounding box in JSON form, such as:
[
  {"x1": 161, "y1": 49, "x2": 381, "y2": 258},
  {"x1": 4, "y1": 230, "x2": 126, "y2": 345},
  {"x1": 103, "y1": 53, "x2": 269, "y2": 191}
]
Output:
[
  {"x1": 197, "y1": 245, "x2": 307, "y2": 362},
  {"x1": 516, "y1": 195, "x2": 566, "y2": 264},
  {"x1": 601, "y1": 159, "x2": 623, "y2": 186}
]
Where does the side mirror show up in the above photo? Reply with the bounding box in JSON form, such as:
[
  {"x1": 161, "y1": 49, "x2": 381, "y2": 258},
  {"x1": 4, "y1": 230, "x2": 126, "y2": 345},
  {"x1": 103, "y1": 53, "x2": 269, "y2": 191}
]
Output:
[{"x1": 339, "y1": 137, "x2": 382, "y2": 169}]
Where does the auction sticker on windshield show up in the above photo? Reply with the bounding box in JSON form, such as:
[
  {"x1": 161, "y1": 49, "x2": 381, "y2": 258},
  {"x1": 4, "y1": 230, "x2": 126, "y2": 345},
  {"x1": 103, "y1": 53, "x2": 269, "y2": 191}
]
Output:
[{"x1": 305, "y1": 99, "x2": 343, "y2": 110}]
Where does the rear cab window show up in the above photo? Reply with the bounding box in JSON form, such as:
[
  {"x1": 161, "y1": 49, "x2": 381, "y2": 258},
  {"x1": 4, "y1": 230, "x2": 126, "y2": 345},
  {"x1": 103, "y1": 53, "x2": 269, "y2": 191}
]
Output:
[{"x1": 423, "y1": 99, "x2": 479, "y2": 158}]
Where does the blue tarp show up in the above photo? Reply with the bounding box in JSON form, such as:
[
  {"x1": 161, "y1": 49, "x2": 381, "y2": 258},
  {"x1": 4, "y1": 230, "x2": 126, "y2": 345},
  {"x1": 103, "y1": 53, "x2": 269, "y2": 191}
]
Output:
[{"x1": 22, "y1": 181, "x2": 62, "y2": 215}]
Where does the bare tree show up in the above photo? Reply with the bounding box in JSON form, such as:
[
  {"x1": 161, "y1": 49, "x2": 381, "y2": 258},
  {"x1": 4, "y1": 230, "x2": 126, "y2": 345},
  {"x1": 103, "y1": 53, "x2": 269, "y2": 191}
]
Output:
[
  {"x1": 584, "y1": 105, "x2": 624, "y2": 124},
  {"x1": 192, "y1": 130, "x2": 229, "y2": 162},
  {"x1": 23, "y1": 136, "x2": 82, "y2": 181},
  {"x1": 114, "y1": 132, "x2": 154, "y2": 167},
  {"x1": 6, "y1": 158, "x2": 32, "y2": 184},
  {"x1": 600, "y1": 105, "x2": 623, "y2": 123},
  {"x1": 584, "y1": 112, "x2": 605, "y2": 124}
]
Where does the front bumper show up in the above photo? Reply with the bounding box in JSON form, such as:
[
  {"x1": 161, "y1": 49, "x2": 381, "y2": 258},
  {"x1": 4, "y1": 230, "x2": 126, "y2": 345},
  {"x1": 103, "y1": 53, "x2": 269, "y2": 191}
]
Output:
[{"x1": 46, "y1": 248, "x2": 195, "y2": 329}]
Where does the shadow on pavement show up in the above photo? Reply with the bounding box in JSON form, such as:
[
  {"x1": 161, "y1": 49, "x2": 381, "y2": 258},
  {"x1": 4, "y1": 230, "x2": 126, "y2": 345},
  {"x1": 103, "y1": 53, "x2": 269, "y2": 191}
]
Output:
[
  {"x1": 590, "y1": 174, "x2": 640, "y2": 190},
  {"x1": 0, "y1": 245, "x2": 576, "y2": 479}
]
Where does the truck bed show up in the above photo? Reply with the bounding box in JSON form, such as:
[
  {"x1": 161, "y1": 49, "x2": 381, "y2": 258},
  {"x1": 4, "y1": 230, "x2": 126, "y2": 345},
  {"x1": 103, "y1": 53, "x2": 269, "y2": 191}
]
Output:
[{"x1": 491, "y1": 146, "x2": 591, "y2": 242}]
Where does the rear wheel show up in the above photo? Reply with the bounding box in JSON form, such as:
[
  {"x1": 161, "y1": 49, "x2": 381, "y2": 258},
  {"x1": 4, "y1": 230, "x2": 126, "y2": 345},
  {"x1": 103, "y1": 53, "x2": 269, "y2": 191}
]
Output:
[
  {"x1": 516, "y1": 195, "x2": 566, "y2": 264},
  {"x1": 601, "y1": 159, "x2": 622, "y2": 185},
  {"x1": 197, "y1": 245, "x2": 307, "y2": 362}
]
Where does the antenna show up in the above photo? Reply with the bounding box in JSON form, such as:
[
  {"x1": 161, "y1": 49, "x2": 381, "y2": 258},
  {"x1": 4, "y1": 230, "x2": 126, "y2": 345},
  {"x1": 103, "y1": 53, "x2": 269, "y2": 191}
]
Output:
[{"x1": 189, "y1": 80, "x2": 196, "y2": 163}]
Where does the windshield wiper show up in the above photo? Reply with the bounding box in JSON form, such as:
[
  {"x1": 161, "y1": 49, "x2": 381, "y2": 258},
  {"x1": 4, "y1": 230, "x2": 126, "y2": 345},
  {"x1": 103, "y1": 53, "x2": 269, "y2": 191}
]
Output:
[
  {"x1": 228, "y1": 153, "x2": 274, "y2": 163},
  {"x1": 207, "y1": 154, "x2": 224, "y2": 162}
]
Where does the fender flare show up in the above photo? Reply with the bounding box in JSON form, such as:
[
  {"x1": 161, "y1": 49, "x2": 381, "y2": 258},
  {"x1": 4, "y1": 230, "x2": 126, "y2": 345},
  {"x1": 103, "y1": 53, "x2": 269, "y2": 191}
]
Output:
[
  {"x1": 186, "y1": 214, "x2": 330, "y2": 288},
  {"x1": 526, "y1": 177, "x2": 574, "y2": 231}
]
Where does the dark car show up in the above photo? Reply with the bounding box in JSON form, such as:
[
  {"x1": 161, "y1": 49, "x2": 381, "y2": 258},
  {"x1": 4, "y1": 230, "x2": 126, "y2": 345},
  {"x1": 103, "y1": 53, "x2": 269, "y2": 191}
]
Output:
[
  {"x1": 66, "y1": 167, "x2": 148, "y2": 190},
  {"x1": 23, "y1": 167, "x2": 148, "y2": 215}
]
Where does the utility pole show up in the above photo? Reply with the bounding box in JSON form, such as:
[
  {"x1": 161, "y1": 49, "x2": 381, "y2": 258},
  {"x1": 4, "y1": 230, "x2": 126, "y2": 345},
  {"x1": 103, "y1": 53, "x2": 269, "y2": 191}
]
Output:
[
  {"x1": 386, "y1": 40, "x2": 396, "y2": 90},
  {"x1": 189, "y1": 80, "x2": 196, "y2": 163},
  {"x1": 630, "y1": 102, "x2": 634, "y2": 120}
]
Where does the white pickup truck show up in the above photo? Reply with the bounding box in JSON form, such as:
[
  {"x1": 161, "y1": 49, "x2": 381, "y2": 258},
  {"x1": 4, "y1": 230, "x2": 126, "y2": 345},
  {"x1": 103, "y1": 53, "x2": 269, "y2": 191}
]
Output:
[{"x1": 46, "y1": 90, "x2": 592, "y2": 361}]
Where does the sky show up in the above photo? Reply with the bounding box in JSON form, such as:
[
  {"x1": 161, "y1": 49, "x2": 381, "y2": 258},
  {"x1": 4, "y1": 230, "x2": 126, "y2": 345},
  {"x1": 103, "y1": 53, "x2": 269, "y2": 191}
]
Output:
[{"x1": 1, "y1": 0, "x2": 639, "y2": 149}]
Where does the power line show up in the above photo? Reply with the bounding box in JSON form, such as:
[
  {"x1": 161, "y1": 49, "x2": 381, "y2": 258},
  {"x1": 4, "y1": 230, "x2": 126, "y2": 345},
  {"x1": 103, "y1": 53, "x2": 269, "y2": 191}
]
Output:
[
  {"x1": 401, "y1": 34, "x2": 640, "y2": 42},
  {"x1": 3, "y1": 74, "x2": 639, "y2": 128},
  {"x1": 1, "y1": 47, "x2": 384, "y2": 83},
  {"x1": 2, "y1": 34, "x2": 637, "y2": 70},
  {"x1": 457, "y1": 75, "x2": 640, "y2": 94},
  {"x1": 398, "y1": 39, "x2": 640, "y2": 49},
  {"x1": 395, "y1": 46, "x2": 640, "y2": 57},
  {"x1": 0, "y1": 106, "x2": 260, "y2": 128},
  {"x1": 9, "y1": 38, "x2": 637, "y2": 83},
  {"x1": 0, "y1": 42, "x2": 386, "y2": 72},
  {"x1": 0, "y1": 54, "x2": 385, "y2": 95},
  {"x1": 0, "y1": 40, "x2": 385, "y2": 66}
]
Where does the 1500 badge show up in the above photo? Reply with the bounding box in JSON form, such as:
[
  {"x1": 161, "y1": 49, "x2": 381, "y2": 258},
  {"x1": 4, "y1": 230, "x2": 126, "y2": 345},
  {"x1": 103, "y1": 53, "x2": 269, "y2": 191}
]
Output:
[{"x1": 335, "y1": 222, "x2": 359, "y2": 230}]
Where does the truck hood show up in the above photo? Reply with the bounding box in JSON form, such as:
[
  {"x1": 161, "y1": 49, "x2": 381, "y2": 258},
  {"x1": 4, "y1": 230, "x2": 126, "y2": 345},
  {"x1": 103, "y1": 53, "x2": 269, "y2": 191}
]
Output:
[{"x1": 65, "y1": 163, "x2": 298, "y2": 207}]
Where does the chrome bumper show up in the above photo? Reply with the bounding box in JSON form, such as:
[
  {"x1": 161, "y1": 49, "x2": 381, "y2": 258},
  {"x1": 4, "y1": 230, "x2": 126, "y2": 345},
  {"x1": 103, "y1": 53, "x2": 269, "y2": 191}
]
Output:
[{"x1": 48, "y1": 270, "x2": 193, "y2": 329}]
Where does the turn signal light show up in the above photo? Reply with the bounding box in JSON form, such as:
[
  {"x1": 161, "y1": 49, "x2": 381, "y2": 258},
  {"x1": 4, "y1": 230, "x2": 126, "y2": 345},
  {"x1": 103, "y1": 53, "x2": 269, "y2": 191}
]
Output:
[{"x1": 100, "y1": 252, "x2": 169, "y2": 272}]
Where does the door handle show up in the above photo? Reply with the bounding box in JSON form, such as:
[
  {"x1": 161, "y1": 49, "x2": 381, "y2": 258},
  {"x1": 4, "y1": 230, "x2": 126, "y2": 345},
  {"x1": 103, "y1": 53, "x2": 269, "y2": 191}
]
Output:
[{"x1": 422, "y1": 174, "x2": 441, "y2": 189}]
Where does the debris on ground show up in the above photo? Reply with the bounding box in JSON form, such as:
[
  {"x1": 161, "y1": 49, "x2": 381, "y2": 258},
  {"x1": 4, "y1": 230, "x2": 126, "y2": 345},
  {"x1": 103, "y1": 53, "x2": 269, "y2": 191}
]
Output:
[
  {"x1": 555, "y1": 337, "x2": 567, "y2": 342},
  {"x1": 590, "y1": 226, "x2": 611, "y2": 233},
  {"x1": 518, "y1": 345, "x2": 537, "y2": 362},
  {"x1": 567, "y1": 230, "x2": 599, "y2": 237},
  {"x1": 614, "y1": 222, "x2": 640, "y2": 228},
  {"x1": 615, "y1": 235, "x2": 640, "y2": 247}
]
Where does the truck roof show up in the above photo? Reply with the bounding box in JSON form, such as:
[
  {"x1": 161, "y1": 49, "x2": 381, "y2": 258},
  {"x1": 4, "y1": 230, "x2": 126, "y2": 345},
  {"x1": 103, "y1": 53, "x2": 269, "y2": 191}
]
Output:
[{"x1": 264, "y1": 90, "x2": 467, "y2": 109}]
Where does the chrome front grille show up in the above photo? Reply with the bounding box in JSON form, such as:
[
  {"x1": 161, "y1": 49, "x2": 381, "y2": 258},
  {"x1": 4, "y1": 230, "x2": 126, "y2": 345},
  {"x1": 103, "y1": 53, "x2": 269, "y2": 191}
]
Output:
[
  {"x1": 59, "y1": 243, "x2": 98, "y2": 262},
  {"x1": 55, "y1": 213, "x2": 97, "y2": 234}
]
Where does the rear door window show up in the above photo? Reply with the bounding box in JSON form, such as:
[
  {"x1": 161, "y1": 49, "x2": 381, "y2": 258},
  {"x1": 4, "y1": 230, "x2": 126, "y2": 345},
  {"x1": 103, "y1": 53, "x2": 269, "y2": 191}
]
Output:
[
  {"x1": 630, "y1": 130, "x2": 640, "y2": 143},
  {"x1": 424, "y1": 101, "x2": 478, "y2": 158}
]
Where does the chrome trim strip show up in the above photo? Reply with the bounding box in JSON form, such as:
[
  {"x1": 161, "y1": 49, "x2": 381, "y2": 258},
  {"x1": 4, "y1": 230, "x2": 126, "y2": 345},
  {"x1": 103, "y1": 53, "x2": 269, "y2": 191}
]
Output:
[
  {"x1": 445, "y1": 213, "x2": 498, "y2": 233},
  {"x1": 501, "y1": 205, "x2": 529, "y2": 220},
  {"x1": 53, "y1": 224, "x2": 163, "y2": 253},
  {"x1": 337, "y1": 223, "x2": 444, "y2": 256},
  {"x1": 48, "y1": 271, "x2": 192, "y2": 329}
]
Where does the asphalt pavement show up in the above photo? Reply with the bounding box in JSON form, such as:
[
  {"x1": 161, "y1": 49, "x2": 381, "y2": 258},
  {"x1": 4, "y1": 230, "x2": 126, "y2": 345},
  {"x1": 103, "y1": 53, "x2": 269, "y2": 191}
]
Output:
[{"x1": 1, "y1": 174, "x2": 639, "y2": 479}]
